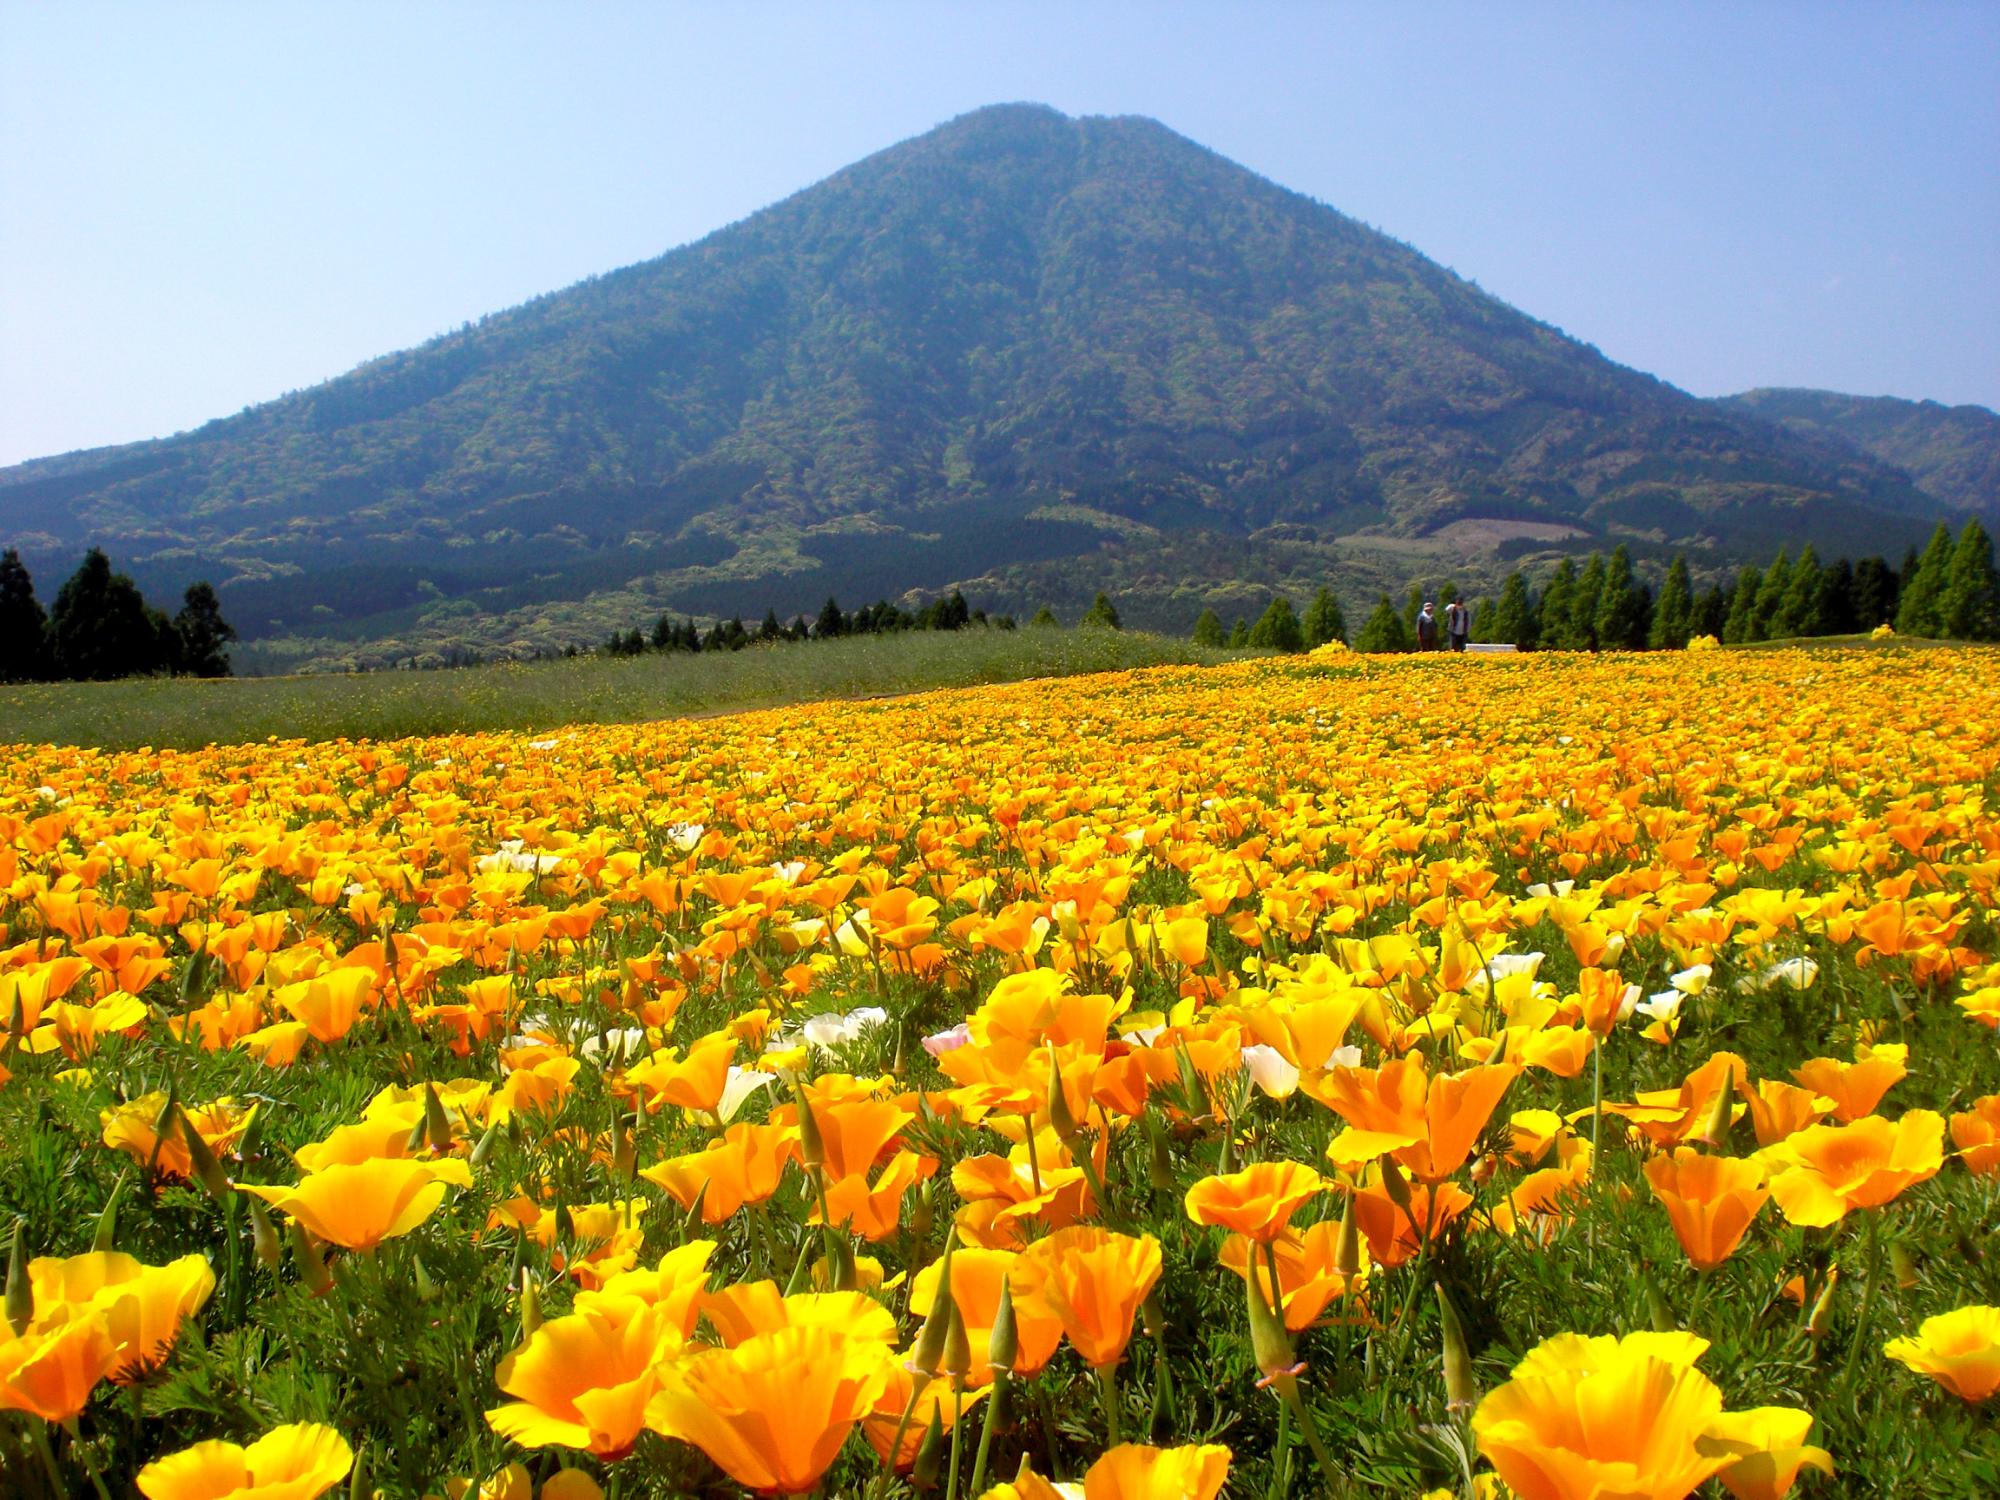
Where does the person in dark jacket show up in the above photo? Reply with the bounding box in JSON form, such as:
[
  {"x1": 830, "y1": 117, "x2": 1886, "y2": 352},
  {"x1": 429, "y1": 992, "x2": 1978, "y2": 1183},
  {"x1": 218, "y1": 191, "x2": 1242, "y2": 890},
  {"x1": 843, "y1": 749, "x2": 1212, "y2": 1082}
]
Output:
[{"x1": 1445, "y1": 598, "x2": 1471, "y2": 652}]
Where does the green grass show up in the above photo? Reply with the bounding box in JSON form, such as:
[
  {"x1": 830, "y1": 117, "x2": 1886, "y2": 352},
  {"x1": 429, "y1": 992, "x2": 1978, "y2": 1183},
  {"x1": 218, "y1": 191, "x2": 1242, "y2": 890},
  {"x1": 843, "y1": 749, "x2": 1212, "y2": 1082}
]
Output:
[
  {"x1": 1720, "y1": 633, "x2": 1957, "y2": 652},
  {"x1": 0, "y1": 628, "x2": 1244, "y2": 750}
]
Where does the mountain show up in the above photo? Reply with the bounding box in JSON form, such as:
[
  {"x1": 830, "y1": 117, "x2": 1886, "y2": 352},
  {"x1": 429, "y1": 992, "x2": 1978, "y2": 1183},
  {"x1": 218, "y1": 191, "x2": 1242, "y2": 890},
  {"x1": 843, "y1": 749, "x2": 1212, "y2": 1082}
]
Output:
[
  {"x1": 0, "y1": 103, "x2": 1958, "y2": 666},
  {"x1": 1716, "y1": 389, "x2": 1999, "y2": 520}
]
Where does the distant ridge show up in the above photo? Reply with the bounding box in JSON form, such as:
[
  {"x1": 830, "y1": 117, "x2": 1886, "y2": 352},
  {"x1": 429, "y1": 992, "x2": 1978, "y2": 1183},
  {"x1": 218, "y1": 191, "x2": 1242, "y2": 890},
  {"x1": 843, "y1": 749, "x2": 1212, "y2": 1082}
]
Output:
[
  {"x1": 1716, "y1": 388, "x2": 1999, "y2": 520},
  {"x1": 0, "y1": 103, "x2": 1961, "y2": 663}
]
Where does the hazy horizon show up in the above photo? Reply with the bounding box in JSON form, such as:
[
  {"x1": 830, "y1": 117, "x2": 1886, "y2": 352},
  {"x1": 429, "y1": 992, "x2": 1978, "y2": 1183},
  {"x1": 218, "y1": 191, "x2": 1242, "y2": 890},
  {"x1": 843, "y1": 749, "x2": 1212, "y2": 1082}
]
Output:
[{"x1": 3, "y1": 2, "x2": 1996, "y2": 468}]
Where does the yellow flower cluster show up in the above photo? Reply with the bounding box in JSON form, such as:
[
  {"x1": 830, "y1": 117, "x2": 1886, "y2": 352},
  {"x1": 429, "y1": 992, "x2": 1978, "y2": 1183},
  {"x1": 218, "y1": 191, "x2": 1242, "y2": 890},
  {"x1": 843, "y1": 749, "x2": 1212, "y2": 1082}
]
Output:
[{"x1": 3, "y1": 646, "x2": 1997, "y2": 1497}]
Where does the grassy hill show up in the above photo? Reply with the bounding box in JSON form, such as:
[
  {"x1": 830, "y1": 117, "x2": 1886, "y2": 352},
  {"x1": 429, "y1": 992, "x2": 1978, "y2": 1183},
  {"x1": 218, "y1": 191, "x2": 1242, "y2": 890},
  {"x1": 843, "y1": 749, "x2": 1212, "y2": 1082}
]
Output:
[
  {"x1": 0, "y1": 625, "x2": 1238, "y2": 750},
  {"x1": 1, "y1": 105, "x2": 1955, "y2": 666}
]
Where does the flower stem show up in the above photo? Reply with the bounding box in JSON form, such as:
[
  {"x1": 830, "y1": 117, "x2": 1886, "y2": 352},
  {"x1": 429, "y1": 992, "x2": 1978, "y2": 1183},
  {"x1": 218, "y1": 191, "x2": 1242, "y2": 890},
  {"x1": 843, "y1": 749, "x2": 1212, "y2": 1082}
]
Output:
[
  {"x1": 1096, "y1": 1363, "x2": 1123, "y2": 1446},
  {"x1": 1279, "y1": 1379, "x2": 1341, "y2": 1494},
  {"x1": 945, "y1": 1381, "x2": 967, "y2": 1500},
  {"x1": 1840, "y1": 1209, "x2": 1883, "y2": 1389},
  {"x1": 969, "y1": 1370, "x2": 1008, "y2": 1495},
  {"x1": 1267, "y1": 1387, "x2": 1292, "y2": 1500},
  {"x1": 31, "y1": 1419, "x2": 69, "y2": 1500}
]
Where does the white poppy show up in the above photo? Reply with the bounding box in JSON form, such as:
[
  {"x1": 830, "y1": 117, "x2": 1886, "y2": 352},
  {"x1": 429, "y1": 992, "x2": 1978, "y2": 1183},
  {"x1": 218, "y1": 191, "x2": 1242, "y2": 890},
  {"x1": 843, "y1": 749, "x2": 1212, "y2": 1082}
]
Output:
[
  {"x1": 717, "y1": 1067, "x2": 779, "y2": 1122},
  {"x1": 1241, "y1": 1044, "x2": 1300, "y2": 1099},
  {"x1": 803, "y1": 1006, "x2": 889, "y2": 1052}
]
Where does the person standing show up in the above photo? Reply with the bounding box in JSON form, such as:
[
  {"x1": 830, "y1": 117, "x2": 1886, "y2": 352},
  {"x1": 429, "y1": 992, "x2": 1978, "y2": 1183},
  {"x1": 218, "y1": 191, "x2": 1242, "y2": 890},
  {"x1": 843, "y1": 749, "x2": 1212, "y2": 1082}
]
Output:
[
  {"x1": 1416, "y1": 600, "x2": 1439, "y2": 651},
  {"x1": 1445, "y1": 597, "x2": 1471, "y2": 652}
]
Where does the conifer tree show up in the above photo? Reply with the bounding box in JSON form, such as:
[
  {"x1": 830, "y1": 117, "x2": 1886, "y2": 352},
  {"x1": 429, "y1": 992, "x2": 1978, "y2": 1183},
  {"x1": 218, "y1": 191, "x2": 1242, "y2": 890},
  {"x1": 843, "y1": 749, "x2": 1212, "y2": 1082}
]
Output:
[
  {"x1": 1226, "y1": 617, "x2": 1250, "y2": 648},
  {"x1": 1895, "y1": 523, "x2": 1954, "y2": 637},
  {"x1": 1692, "y1": 582, "x2": 1730, "y2": 640},
  {"x1": 1723, "y1": 565, "x2": 1764, "y2": 644},
  {"x1": 1564, "y1": 553, "x2": 1606, "y2": 651},
  {"x1": 1939, "y1": 518, "x2": 1999, "y2": 641},
  {"x1": 1028, "y1": 606, "x2": 1058, "y2": 628},
  {"x1": 1470, "y1": 594, "x2": 1498, "y2": 643},
  {"x1": 816, "y1": 597, "x2": 847, "y2": 638},
  {"x1": 0, "y1": 548, "x2": 49, "y2": 682},
  {"x1": 1301, "y1": 587, "x2": 1346, "y2": 647},
  {"x1": 1752, "y1": 548, "x2": 1791, "y2": 639},
  {"x1": 1772, "y1": 545, "x2": 1826, "y2": 639},
  {"x1": 1848, "y1": 557, "x2": 1896, "y2": 633},
  {"x1": 1080, "y1": 592, "x2": 1122, "y2": 629},
  {"x1": 1247, "y1": 596, "x2": 1305, "y2": 652},
  {"x1": 1402, "y1": 583, "x2": 1426, "y2": 639},
  {"x1": 1817, "y1": 557, "x2": 1857, "y2": 636},
  {"x1": 1494, "y1": 569, "x2": 1537, "y2": 650},
  {"x1": 173, "y1": 581, "x2": 237, "y2": 677},
  {"x1": 49, "y1": 547, "x2": 165, "y2": 681},
  {"x1": 1649, "y1": 555, "x2": 1695, "y2": 649},
  {"x1": 1355, "y1": 595, "x2": 1413, "y2": 653},
  {"x1": 1191, "y1": 607, "x2": 1226, "y2": 647},
  {"x1": 1535, "y1": 561, "x2": 1577, "y2": 650},
  {"x1": 1594, "y1": 545, "x2": 1648, "y2": 650}
]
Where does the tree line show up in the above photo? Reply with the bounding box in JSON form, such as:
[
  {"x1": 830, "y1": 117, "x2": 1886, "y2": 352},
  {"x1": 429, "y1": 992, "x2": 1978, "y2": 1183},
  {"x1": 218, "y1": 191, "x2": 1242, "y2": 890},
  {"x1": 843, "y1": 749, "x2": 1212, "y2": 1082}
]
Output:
[
  {"x1": 0, "y1": 548, "x2": 238, "y2": 683},
  {"x1": 600, "y1": 590, "x2": 1017, "y2": 658},
  {"x1": 1190, "y1": 518, "x2": 2000, "y2": 654}
]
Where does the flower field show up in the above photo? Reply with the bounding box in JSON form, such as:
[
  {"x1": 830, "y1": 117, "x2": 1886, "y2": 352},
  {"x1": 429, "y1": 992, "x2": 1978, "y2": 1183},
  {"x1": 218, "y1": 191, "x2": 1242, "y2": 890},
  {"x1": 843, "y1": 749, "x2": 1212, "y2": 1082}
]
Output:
[{"x1": 3, "y1": 645, "x2": 1997, "y2": 1498}]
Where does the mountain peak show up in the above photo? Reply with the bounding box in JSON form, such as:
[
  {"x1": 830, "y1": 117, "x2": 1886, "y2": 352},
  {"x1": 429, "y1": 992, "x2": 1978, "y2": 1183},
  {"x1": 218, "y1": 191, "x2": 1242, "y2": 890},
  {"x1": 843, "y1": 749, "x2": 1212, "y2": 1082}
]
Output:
[{"x1": 0, "y1": 111, "x2": 1956, "y2": 668}]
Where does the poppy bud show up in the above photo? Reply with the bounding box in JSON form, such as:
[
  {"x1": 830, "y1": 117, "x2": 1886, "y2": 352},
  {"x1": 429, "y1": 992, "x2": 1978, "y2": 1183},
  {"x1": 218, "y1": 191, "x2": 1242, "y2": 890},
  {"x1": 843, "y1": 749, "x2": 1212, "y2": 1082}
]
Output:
[
  {"x1": 911, "y1": 1402, "x2": 947, "y2": 1490},
  {"x1": 424, "y1": 1083, "x2": 454, "y2": 1155},
  {"x1": 1646, "y1": 1283, "x2": 1676, "y2": 1334},
  {"x1": 1890, "y1": 1240, "x2": 1918, "y2": 1290},
  {"x1": 179, "y1": 1105, "x2": 233, "y2": 1199},
  {"x1": 988, "y1": 1275, "x2": 1019, "y2": 1374},
  {"x1": 92, "y1": 1170, "x2": 129, "y2": 1253},
  {"x1": 1334, "y1": 1192, "x2": 1363, "y2": 1280},
  {"x1": 795, "y1": 1085, "x2": 826, "y2": 1170},
  {"x1": 1805, "y1": 1274, "x2": 1837, "y2": 1339},
  {"x1": 943, "y1": 1292, "x2": 972, "y2": 1383},
  {"x1": 1378, "y1": 1158, "x2": 1413, "y2": 1214},
  {"x1": 909, "y1": 1232, "x2": 959, "y2": 1380},
  {"x1": 824, "y1": 1229, "x2": 857, "y2": 1291},
  {"x1": 404, "y1": 1113, "x2": 431, "y2": 1156},
  {"x1": 1146, "y1": 1114, "x2": 1175, "y2": 1190},
  {"x1": 1436, "y1": 1285, "x2": 1476, "y2": 1415},
  {"x1": 519, "y1": 1270, "x2": 543, "y2": 1337},
  {"x1": 908, "y1": 1181, "x2": 934, "y2": 1239},
  {"x1": 612, "y1": 1111, "x2": 636, "y2": 1181},
  {"x1": 1142, "y1": 1290, "x2": 1166, "y2": 1341},
  {"x1": 1246, "y1": 1267, "x2": 1302, "y2": 1390},
  {"x1": 5, "y1": 1220, "x2": 31, "y2": 1335},
  {"x1": 249, "y1": 1199, "x2": 283, "y2": 1271},
  {"x1": 469, "y1": 1120, "x2": 503, "y2": 1169},
  {"x1": 412, "y1": 1254, "x2": 437, "y2": 1303},
  {"x1": 236, "y1": 1101, "x2": 267, "y2": 1164},
  {"x1": 1046, "y1": 1044, "x2": 1080, "y2": 1143},
  {"x1": 1697, "y1": 1081, "x2": 1734, "y2": 1148},
  {"x1": 553, "y1": 1201, "x2": 575, "y2": 1247},
  {"x1": 289, "y1": 1223, "x2": 334, "y2": 1297},
  {"x1": 147, "y1": 1086, "x2": 179, "y2": 1175}
]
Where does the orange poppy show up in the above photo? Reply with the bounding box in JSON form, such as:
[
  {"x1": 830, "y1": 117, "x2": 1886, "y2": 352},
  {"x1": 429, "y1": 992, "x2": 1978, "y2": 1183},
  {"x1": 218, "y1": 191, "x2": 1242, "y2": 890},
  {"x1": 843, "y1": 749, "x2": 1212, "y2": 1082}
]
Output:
[{"x1": 1642, "y1": 1150, "x2": 1769, "y2": 1272}]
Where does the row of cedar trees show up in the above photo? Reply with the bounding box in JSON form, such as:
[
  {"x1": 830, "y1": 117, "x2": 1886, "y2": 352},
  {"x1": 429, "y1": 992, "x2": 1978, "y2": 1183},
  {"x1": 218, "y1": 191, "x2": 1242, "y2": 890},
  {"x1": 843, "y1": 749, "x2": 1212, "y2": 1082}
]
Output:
[
  {"x1": 1195, "y1": 518, "x2": 2000, "y2": 653},
  {"x1": 0, "y1": 547, "x2": 238, "y2": 683},
  {"x1": 602, "y1": 590, "x2": 1020, "y2": 657}
]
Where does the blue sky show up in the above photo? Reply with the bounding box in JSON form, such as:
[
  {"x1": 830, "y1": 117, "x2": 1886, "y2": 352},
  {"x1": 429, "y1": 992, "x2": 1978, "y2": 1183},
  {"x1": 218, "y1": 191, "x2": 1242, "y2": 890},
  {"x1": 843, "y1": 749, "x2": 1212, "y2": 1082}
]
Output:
[{"x1": 3, "y1": 1, "x2": 1995, "y2": 467}]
